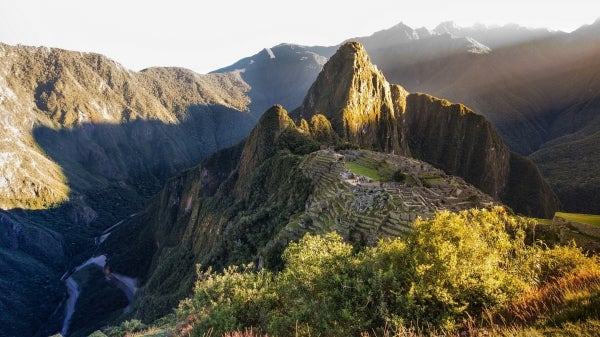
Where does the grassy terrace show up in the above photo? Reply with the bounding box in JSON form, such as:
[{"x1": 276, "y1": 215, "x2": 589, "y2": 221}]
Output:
[
  {"x1": 345, "y1": 161, "x2": 382, "y2": 181},
  {"x1": 555, "y1": 212, "x2": 600, "y2": 226},
  {"x1": 534, "y1": 218, "x2": 553, "y2": 225}
]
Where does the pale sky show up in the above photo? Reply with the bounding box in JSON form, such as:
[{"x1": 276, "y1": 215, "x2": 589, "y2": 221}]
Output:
[{"x1": 0, "y1": 0, "x2": 598, "y2": 74}]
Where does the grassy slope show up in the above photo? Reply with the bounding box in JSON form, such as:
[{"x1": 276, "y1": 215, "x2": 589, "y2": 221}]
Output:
[
  {"x1": 556, "y1": 212, "x2": 600, "y2": 227},
  {"x1": 345, "y1": 161, "x2": 382, "y2": 181}
]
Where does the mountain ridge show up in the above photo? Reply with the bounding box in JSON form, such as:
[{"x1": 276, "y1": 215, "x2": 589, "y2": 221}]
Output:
[{"x1": 210, "y1": 18, "x2": 600, "y2": 213}]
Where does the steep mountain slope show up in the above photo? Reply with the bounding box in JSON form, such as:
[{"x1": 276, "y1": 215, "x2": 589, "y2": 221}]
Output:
[
  {"x1": 211, "y1": 43, "x2": 336, "y2": 117},
  {"x1": 0, "y1": 43, "x2": 255, "y2": 210},
  {"x1": 294, "y1": 42, "x2": 558, "y2": 217},
  {"x1": 354, "y1": 21, "x2": 600, "y2": 213},
  {"x1": 293, "y1": 42, "x2": 406, "y2": 155},
  {"x1": 0, "y1": 43, "x2": 257, "y2": 337},
  {"x1": 94, "y1": 43, "x2": 557, "y2": 336}
]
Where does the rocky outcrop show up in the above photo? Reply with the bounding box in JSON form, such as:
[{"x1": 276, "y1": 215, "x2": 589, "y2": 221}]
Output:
[
  {"x1": 293, "y1": 42, "x2": 404, "y2": 154},
  {"x1": 234, "y1": 105, "x2": 296, "y2": 199},
  {"x1": 401, "y1": 93, "x2": 559, "y2": 217}
]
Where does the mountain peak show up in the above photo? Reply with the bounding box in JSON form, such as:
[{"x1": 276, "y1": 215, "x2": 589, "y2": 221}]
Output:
[
  {"x1": 434, "y1": 20, "x2": 460, "y2": 35},
  {"x1": 234, "y1": 104, "x2": 296, "y2": 199},
  {"x1": 293, "y1": 41, "x2": 404, "y2": 154}
]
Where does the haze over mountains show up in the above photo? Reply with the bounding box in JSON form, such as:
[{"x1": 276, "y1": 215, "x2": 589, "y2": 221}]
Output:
[
  {"x1": 0, "y1": 19, "x2": 598, "y2": 337},
  {"x1": 211, "y1": 19, "x2": 600, "y2": 214}
]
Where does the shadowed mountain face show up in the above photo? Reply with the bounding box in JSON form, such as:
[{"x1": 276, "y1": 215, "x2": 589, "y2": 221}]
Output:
[
  {"x1": 211, "y1": 44, "x2": 336, "y2": 117},
  {"x1": 0, "y1": 43, "x2": 257, "y2": 337}
]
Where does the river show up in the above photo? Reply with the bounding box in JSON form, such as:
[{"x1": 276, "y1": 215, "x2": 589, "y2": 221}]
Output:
[{"x1": 59, "y1": 213, "x2": 139, "y2": 336}]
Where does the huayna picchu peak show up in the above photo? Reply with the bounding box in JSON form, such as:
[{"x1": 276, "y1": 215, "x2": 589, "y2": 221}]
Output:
[{"x1": 294, "y1": 42, "x2": 405, "y2": 155}]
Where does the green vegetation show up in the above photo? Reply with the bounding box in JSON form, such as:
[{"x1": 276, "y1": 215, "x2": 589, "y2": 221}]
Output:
[
  {"x1": 277, "y1": 128, "x2": 320, "y2": 155},
  {"x1": 556, "y1": 212, "x2": 600, "y2": 226},
  {"x1": 534, "y1": 217, "x2": 554, "y2": 225},
  {"x1": 0, "y1": 247, "x2": 64, "y2": 337},
  {"x1": 346, "y1": 161, "x2": 382, "y2": 181},
  {"x1": 345, "y1": 156, "x2": 398, "y2": 182},
  {"x1": 168, "y1": 207, "x2": 600, "y2": 337}
]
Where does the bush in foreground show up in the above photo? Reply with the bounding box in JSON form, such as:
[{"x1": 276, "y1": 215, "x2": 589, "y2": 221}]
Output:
[{"x1": 175, "y1": 207, "x2": 600, "y2": 336}]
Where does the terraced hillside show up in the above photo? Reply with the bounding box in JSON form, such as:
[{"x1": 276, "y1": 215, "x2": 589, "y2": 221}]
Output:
[{"x1": 284, "y1": 149, "x2": 497, "y2": 244}]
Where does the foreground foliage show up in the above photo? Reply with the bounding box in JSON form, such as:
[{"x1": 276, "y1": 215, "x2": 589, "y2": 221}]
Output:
[{"x1": 172, "y1": 207, "x2": 599, "y2": 336}]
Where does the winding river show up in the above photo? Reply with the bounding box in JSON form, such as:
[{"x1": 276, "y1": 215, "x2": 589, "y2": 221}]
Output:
[{"x1": 60, "y1": 214, "x2": 139, "y2": 336}]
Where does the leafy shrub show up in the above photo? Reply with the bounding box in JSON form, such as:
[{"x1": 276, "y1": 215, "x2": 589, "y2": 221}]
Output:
[
  {"x1": 177, "y1": 264, "x2": 276, "y2": 337},
  {"x1": 105, "y1": 319, "x2": 146, "y2": 337},
  {"x1": 270, "y1": 232, "x2": 369, "y2": 336},
  {"x1": 175, "y1": 207, "x2": 600, "y2": 336},
  {"x1": 397, "y1": 207, "x2": 532, "y2": 331}
]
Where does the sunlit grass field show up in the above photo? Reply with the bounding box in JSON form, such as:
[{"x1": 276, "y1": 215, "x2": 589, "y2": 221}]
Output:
[
  {"x1": 556, "y1": 212, "x2": 600, "y2": 226},
  {"x1": 345, "y1": 161, "x2": 382, "y2": 181}
]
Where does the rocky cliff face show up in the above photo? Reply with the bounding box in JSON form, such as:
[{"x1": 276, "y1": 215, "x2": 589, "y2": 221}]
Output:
[
  {"x1": 294, "y1": 42, "x2": 404, "y2": 154},
  {"x1": 402, "y1": 93, "x2": 510, "y2": 199},
  {"x1": 401, "y1": 93, "x2": 560, "y2": 216},
  {"x1": 293, "y1": 42, "x2": 557, "y2": 217}
]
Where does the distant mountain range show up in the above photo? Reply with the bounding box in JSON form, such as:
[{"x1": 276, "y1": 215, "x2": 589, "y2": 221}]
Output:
[{"x1": 0, "y1": 19, "x2": 598, "y2": 336}]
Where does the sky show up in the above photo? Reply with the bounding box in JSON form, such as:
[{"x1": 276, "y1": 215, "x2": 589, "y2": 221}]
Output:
[{"x1": 0, "y1": 0, "x2": 598, "y2": 74}]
